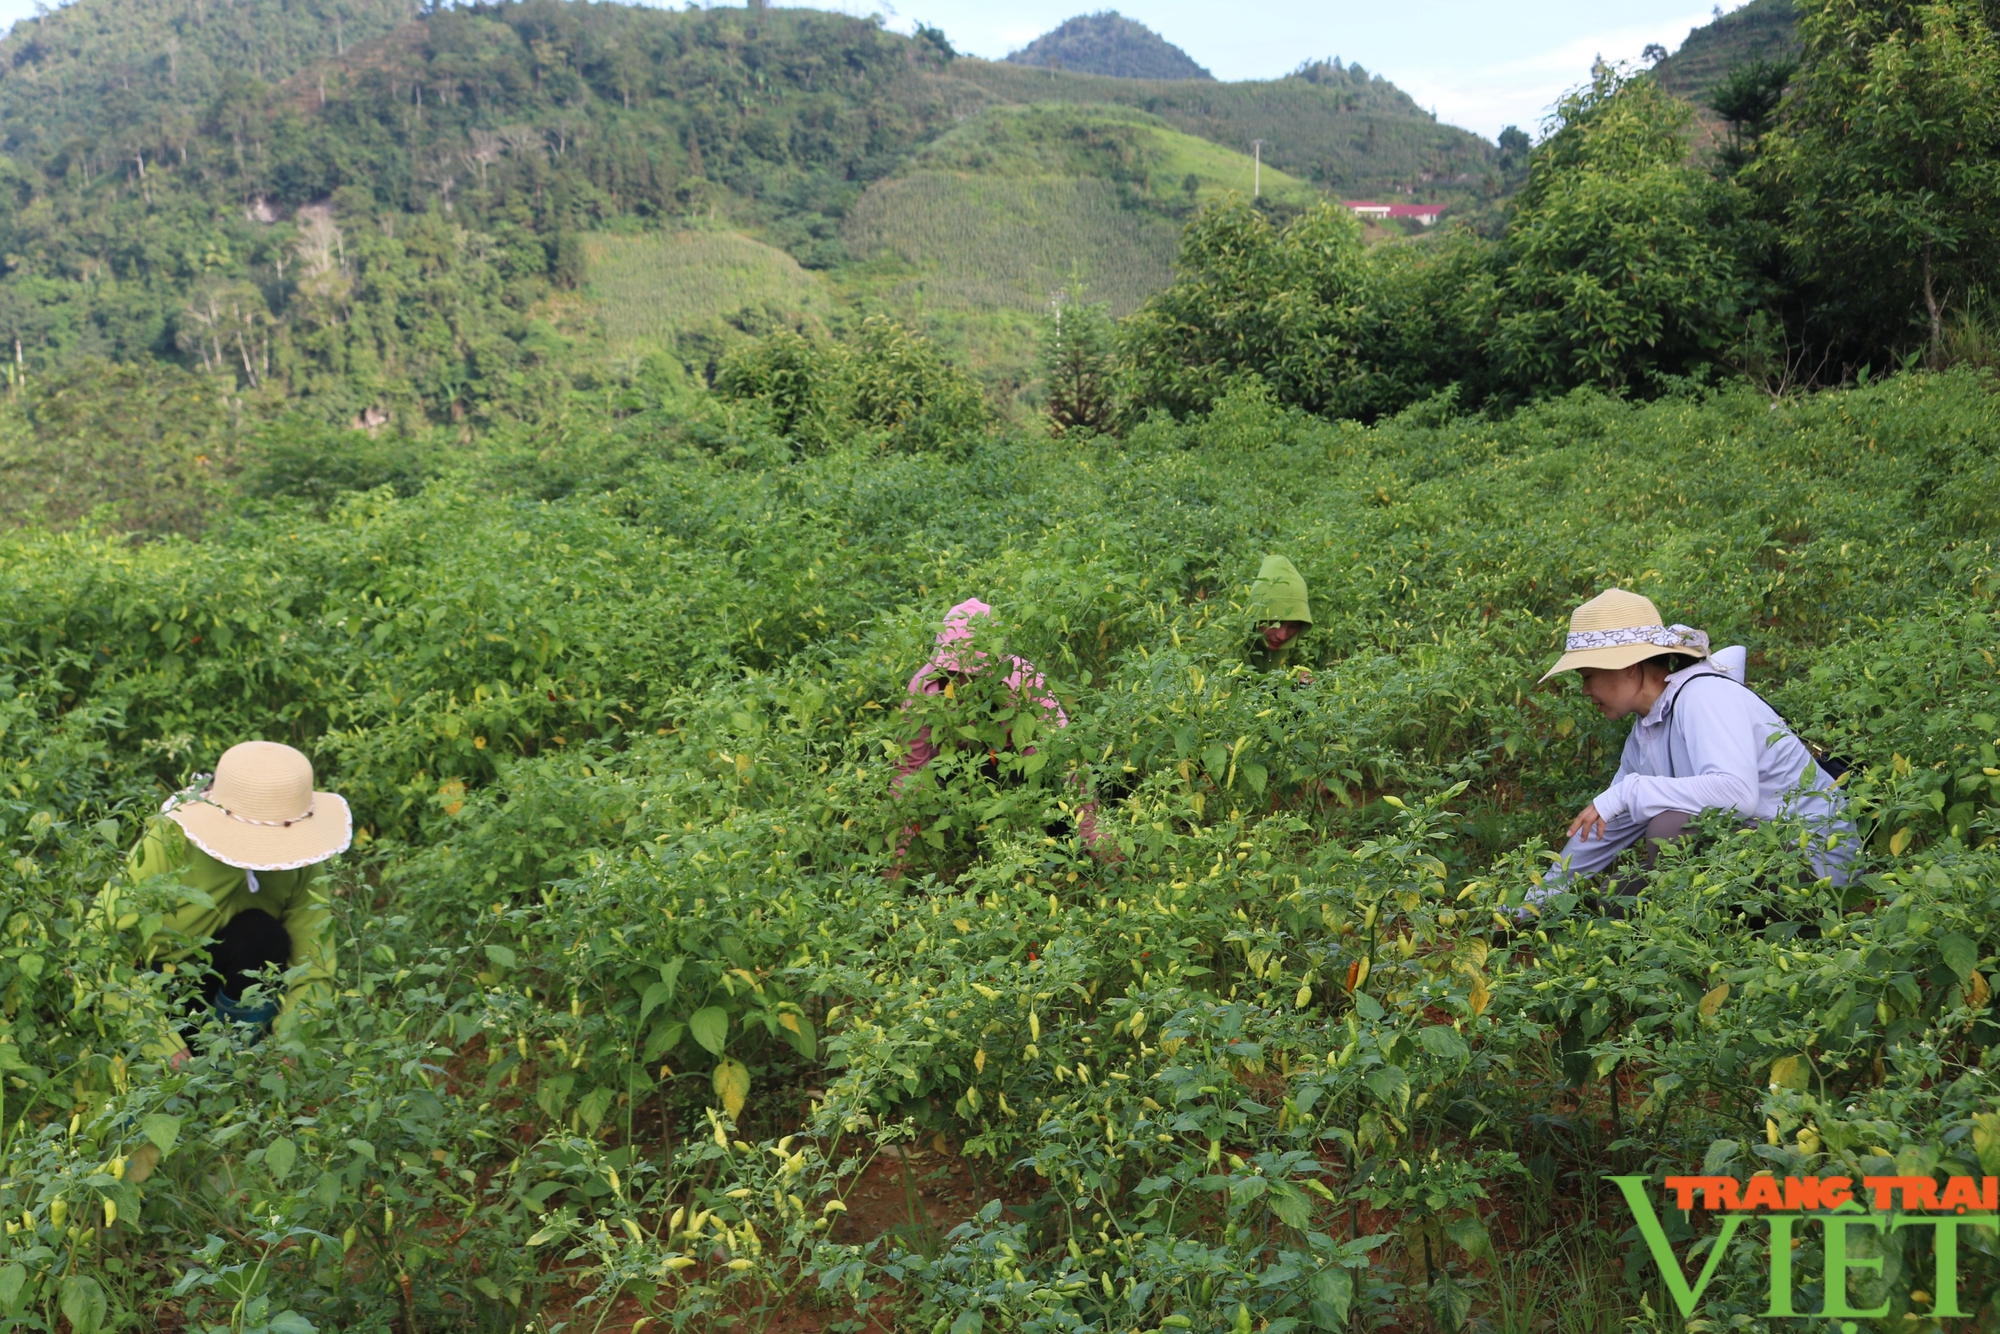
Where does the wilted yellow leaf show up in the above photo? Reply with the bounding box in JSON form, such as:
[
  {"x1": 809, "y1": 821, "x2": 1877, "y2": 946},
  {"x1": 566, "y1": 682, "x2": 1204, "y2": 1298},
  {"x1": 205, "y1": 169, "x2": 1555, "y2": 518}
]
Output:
[
  {"x1": 777, "y1": 1012, "x2": 801, "y2": 1035},
  {"x1": 1768, "y1": 1055, "x2": 1809, "y2": 1091},
  {"x1": 1967, "y1": 972, "x2": 1992, "y2": 1008},
  {"x1": 713, "y1": 1057, "x2": 751, "y2": 1120},
  {"x1": 974, "y1": 1048, "x2": 986, "y2": 1074},
  {"x1": 1698, "y1": 983, "x2": 1730, "y2": 1019},
  {"x1": 1890, "y1": 826, "x2": 1912, "y2": 856},
  {"x1": 1468, "y1": 975, "x2": 1491, "y2": 1018}
]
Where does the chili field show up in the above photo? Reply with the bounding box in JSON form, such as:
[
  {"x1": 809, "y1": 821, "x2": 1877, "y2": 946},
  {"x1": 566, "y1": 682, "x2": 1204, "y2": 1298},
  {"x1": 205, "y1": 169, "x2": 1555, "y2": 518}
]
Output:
[{"x1": 0, "y1": 373, "x2": 1998, "y2": 1331}]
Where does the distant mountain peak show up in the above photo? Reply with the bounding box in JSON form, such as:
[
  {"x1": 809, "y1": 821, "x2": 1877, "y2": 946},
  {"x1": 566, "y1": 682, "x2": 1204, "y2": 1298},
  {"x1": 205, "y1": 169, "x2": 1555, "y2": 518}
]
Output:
[{"x1": 1004, "y1": 12, "x2": 1213, "y2": 81}]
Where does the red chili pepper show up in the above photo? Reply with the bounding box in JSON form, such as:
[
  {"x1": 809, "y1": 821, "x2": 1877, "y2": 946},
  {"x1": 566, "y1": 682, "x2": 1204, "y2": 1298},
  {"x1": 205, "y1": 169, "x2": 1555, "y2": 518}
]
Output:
[{"x1": 1345, "y1": 960, "x2": 1363, "y2": 993}]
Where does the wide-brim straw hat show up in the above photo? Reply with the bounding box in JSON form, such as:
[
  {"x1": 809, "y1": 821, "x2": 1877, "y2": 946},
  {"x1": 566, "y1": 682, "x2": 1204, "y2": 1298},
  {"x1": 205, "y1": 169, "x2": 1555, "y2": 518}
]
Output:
[
  {"x1": 165, "y1": 741, "x2": 352, "y2": 871},
  {"x1": 1540, "y1": 589, "x2": 1710, "y2": 682}
]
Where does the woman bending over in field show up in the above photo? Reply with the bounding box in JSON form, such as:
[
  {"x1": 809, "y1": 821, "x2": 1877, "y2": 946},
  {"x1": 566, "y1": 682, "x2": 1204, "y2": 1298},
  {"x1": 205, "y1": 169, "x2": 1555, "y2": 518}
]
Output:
[
  {"x1": 890, "y1": 599, "x2": 1112, "y2": 873},
  {"x1": 1246, "y1": 555, "x2": 1313, "y2": 674},
  {"x1": 101, "y1": 741, "x2": 346, "y2": 1065},
  {"x1": 1533, "y1": 589, "x2": 1853, "y2": 904}
]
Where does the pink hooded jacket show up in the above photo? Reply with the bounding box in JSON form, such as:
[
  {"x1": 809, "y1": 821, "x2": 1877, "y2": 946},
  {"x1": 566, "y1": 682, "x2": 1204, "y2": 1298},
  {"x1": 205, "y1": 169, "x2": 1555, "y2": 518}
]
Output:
[{"x1": 894, "y1": 599, "x2": 1066, "y2": 788}]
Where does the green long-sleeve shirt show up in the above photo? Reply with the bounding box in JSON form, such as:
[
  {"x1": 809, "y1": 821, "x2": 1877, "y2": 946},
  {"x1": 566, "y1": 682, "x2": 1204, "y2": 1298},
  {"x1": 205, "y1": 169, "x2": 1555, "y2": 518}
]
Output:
[{"x1": 106, "y1": 820, "x2": 336, "y2": 1051}]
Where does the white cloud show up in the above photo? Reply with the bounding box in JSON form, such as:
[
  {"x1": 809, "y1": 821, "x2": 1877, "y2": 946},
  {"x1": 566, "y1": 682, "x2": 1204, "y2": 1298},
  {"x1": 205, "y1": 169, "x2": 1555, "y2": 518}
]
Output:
[{"x1": 1393, "y1": 9, "x2": 1721, "y2": 139}]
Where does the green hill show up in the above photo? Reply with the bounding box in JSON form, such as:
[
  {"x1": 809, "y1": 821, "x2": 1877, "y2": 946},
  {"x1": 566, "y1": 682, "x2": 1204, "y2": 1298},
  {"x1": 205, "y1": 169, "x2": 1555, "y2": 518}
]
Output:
[
  {"x1": 835, "y1": 104, "x2": 1320, "y2": 401},
  {"x1": 1003, "y1": 11, "x2": 1212, "y2": 80},
  {"x1": 951, "y1": 58, "x2": 1494, "y2": 199},
  {"x1": 1652, "y1": 0, "x2": 1799, "y2": 104}
]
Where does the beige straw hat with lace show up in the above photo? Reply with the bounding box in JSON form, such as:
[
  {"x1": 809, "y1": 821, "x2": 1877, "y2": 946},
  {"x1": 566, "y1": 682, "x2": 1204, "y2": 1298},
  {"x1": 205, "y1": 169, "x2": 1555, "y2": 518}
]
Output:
[
  {"x1": 165, "y1": 741, "x2": 352, "y2": 871},
  {"x1": 1540, "y1": 589, "x2": 1710, "y2": 682}
]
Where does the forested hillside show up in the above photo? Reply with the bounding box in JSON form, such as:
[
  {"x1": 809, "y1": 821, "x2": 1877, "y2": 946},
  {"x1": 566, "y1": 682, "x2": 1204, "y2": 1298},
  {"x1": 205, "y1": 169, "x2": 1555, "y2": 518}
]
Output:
[
  {"x1": 0, "y1": 0, "x2": 418, "y2": 153},
  {"x1": 0, "y1": 0, "x2": 1481, "y2": 440}
]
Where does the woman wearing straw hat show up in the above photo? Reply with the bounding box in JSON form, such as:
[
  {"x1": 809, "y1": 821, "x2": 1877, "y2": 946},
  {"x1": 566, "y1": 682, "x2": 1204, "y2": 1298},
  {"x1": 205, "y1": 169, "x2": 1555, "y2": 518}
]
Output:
[
  {"x1": 1246, "y1": 555, "x2": 1313, "y2": 672},
  {"x1": 1534, "y1": 589, "x2": 1852, "y2": 899},
  {"x1": 111, "y1": 741, "x2": 349, "y2": 1060}
]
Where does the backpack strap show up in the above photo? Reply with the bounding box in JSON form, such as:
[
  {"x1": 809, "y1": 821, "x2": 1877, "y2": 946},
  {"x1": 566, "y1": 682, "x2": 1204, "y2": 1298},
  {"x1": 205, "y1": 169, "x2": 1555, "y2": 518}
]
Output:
[{"x1": 1659, "y1": 672, "x2": 1844, "y2": 780}]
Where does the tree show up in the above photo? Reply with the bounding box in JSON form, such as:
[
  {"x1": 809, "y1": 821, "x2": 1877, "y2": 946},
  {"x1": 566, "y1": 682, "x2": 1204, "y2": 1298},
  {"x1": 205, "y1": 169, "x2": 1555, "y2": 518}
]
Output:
[
  {"x1": 1478, "y1": 68, "x2": 1759, "y2": 393},
  {"x1": 1113, "y1": 196, "x2": 1386, "y2": 420},
  {"x1": 1041, "y1": 287, "x2": 1114, "y2": 435},
  {"x1": 715, "y1": 318, "x2": 989, "y2": 455},
  {"x1": 1707, "y1": 58, "x2": 1797, "y2": 174},
  {"x1": 1759, "y1": 0, "x2": 2000, "y2": 364}
]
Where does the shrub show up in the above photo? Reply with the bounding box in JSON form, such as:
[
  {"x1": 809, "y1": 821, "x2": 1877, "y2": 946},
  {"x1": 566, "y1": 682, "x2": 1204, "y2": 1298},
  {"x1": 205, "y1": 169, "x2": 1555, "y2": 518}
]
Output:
[{"x1": 715, "y1": 316, "x2": 990, "y2": 454}]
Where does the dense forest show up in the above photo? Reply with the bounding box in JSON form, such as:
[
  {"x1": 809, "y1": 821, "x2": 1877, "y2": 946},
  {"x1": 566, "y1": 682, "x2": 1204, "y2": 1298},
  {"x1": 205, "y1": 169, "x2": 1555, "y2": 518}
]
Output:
[{"x1": 0, "y1": 0, "x2": 1490, "y2": 431}]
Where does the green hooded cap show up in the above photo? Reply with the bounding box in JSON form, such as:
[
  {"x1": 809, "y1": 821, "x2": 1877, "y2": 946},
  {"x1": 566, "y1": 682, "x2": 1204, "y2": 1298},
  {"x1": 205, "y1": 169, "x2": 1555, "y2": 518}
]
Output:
[{"x1": 1248, "y1": 555, "x2": 1312, "y2": 625}]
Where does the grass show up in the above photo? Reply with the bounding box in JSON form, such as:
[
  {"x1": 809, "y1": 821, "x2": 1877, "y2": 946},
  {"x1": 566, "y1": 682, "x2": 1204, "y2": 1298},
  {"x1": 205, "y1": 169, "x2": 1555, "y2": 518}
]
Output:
[{"x1": 581, "y1": 230, "x2": 829, "y2": 351}]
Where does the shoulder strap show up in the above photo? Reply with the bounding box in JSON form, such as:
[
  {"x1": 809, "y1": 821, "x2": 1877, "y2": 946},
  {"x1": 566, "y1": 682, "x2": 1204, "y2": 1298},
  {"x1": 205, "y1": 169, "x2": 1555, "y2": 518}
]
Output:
[
  {"x1": 1658, "y1": 674, "x2": 1726, "y2": 779},
  {"x1": 1659, "y1": 672, "x2": 1809, "y2": 779}
]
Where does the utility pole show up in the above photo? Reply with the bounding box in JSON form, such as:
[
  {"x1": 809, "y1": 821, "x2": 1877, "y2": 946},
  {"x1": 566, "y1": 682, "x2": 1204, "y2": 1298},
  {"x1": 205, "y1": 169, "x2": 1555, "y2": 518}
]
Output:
[{"x1": 1251, "y1": 139, "x2": 1266, "y2": 197}]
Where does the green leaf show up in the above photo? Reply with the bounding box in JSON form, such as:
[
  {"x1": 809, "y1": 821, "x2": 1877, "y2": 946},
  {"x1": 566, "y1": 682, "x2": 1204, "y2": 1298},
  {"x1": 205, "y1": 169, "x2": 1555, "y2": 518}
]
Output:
[
  {"x1": 1702, "y1": 1138, "x2": 1741, "y2": 1174},
  {"x1": 641, "y1": 979, "x2": 676, "y2": 1026},
  {"x1": 1309, "y1": 1266, "x2": 1353, "y2": 1330},
  {"x1": 1444, "y1": 1214, "x2": 1492, "y2": 1262},
  {"x1": 484, "y1": 943, "x2": 517, "y2": 970},
  {"x1": 59, "y1": 1276, "x2": 107, "y2": 1334},
  {"x1": 269, "y1": 1313, "x2": 318, "y2": 1334},
  {"x1": 578, "y1": 1086, "x2": 616, "y2": 1132},
  {"x1": 1267, "y1": 1180, "x2": 1312, "y2": 1229},
  {"x1": 344, "y1": 1138, "x2": 377, "y2": 1163},
  {"x1": 265, "y1": 1136, "x2": 297, "y2": 1182},
  {"x1": 1939, "y1": 931, "x2": 1979, "y2": 982},
  {"x1": 141, "y1": 1113, "x2": 181, "y2": 1159},
  {"x1": 690, "y1": 1006, "x2": 729, "y2": 1055},
  {"x1": 0, "y1": 1262, "x2": 25, "y2": 1310},
  {"x1": 1364, "y1": 1066, "x2": 1410, "y2": 1113},
  {"x1": 1417, "y1": 1025, "x2": 1470, "y2": 1062},
  {"x1": 643, "y1": 1021, "x2": 686, "y2": 1063},
  {"x1": 1203, "y1": 743, "x2": 1229, "y2": 781},
  {"x1": 951, "y1": 1311, "x2": 985, "y2": 1334},
  {"x1": 779, "y1": 1012, "x2": 817, "y2": 1059}
]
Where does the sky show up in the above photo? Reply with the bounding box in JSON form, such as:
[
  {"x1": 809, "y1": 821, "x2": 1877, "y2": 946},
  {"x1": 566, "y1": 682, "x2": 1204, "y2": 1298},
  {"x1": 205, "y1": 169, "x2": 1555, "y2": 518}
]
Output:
[{"x1": 0, "y1": 0, "x2": 1751, "y2": 144}]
